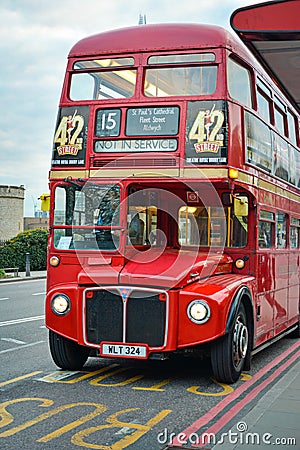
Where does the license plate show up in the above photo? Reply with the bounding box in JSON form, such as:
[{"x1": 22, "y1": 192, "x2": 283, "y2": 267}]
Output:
[{"x1": 101, "y1": 343, "x2": 148, "y2": 359}]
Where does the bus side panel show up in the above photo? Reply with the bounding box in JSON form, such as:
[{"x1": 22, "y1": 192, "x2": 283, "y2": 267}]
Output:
[
  {"x1": 274, "y1": 251, "x2": 289, "y2": 334},
  {"x1": 255, "y1": 294, "x2": 274, "y2": 346},
  {"x1": 256, "y1": 253, "x2": 275, "y2": 345},
  {"x1": 289, "y1": 251, "x2": 300, "y2": 325}
]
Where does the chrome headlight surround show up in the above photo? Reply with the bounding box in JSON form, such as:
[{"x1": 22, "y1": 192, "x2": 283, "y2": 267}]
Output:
[
  {"x1": 51, "y1": 294, "x2": 71, "y2": 316},
  {"x1": 187, "y1": 299, "x2": 210, "y2": 324}
]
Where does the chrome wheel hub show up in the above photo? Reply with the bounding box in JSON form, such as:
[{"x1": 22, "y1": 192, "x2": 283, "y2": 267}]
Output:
[{"x1": 233, "y1": 315, "x2": 248, "y2": 366}]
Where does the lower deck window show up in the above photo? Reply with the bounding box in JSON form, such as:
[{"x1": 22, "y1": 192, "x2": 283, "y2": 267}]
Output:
[
  {"x1": 290, "y1": 217, "x2": 300, "y2": 249},
  {"x1": 258, "y1": 221, "x2": 273, "y2": 248},
  {"x1": 178, "y1": 199, "x2": 248, "y2": 248}
]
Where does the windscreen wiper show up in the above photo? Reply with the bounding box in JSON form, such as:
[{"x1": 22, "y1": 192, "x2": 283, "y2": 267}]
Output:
[{"x1": 63, "y1": 177, "x2": 84, "y2": 188}]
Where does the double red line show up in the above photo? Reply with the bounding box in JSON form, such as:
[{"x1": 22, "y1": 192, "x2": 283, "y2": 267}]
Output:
[{"x1": 172, "y1": 340, "x2": 300, "y2": 447}]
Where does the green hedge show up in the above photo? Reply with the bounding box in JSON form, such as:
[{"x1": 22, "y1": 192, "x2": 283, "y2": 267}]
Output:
[{"x1": 0, "y1": 229, "x2": 48, "y2": 271}]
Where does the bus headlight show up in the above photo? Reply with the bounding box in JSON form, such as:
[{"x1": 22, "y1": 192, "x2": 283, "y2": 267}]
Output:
[
  {"x1": 51, "y1": 294, "x2": 71, "y2": 315},
  {"x1": 187, "y1": 300, "x2": 210, "y2": 324}
]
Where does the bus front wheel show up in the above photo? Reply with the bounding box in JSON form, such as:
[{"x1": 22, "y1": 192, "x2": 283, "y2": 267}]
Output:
[
  {"x1": 49, "y1": 330, "x2": 90, "y2": 370},
  {"x1": 211, "y1": 303, "x2": 249, "y2": 384},
  {"x1": 289, "y1": 316, "x2": 300, "y2": 338}
]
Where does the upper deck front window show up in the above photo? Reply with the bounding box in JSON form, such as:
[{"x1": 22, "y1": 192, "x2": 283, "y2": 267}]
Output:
[
  {"x1": 144, "y1": 53, "x2": 217, "y2": 97},
  {"x1": 148, "y1": 53, "x2": 215, "y2": 64},
  {"x1": 70, "y1": 58, "x2": 136, "y2": 100}
]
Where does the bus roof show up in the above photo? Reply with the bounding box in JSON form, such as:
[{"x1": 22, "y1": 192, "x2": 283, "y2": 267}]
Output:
[
  {"x1": 231, "y1": 0, "x2": 300, "y2": 110},
  {"x1": 69, "y1": 23, "x2": 245, "y2": 58}
]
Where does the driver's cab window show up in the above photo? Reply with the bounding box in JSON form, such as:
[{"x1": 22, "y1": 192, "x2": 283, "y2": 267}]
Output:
[
  {"x1": 127, "y1": 189, "x2": 158, "y2": 246},
  {"x1": 53, "y1": 183, "x2": 121, "y2": 251}
]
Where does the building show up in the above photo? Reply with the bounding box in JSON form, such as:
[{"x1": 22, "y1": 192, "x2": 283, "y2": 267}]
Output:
[
  {"x1": 0, "y1": 185, "x2": 25, "y2": 243},
  {"x1": 23, "y1": 216, "x2": 49, "y2": 231}
]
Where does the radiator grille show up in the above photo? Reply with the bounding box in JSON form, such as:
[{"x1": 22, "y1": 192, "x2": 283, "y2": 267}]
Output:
[
  {"x1": 86, "y1": 290, "x2": 123, "y2": 343},
  {"x1": 126, "y1": 294, "x2": 166, "y2": 346},
  {"x1": 85, "y1": 288, "x2": 167, "y2": 347}
]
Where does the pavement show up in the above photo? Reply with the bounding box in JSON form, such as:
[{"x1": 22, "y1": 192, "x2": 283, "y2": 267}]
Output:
[
  {"x1": 1, "y1": 269, "x2": 299, "y2": 449},
  {"x1": 211, "y1": 359, "x2": 300, "y2": 449},
  {"x1": 0, "y1": 270, "x2": 47, "y2": 283}
]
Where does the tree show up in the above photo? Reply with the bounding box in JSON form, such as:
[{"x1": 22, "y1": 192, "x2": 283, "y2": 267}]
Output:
[{"x1": 0, "y1": 229, "x2": 48, "y2": 271}]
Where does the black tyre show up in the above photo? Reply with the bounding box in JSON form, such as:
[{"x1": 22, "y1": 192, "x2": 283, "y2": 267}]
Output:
[
  {"x1": 49, "y1": 330, "x2": 90, "y2": 370},
  {"x1": 211, "y1": 303, "x2": 249, "y2": 384},
  {"x1": 289, "y1": 316, "x2": 300, "y2": 338}
]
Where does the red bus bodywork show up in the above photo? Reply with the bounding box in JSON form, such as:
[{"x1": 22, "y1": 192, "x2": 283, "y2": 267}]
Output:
[{"x1": 46, "y1": 20, "x2": 300, "y2": 384}]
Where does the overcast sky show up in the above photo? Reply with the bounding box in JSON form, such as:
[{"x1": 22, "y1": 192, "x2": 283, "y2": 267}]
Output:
[{"x1": 0, "y1": 0, "x2": 266, "y2": 216}]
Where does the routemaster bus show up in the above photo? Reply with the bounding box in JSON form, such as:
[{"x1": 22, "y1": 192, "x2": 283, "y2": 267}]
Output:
[{"x1": 46, "y1": 2, "x2": 300, "y2": 383}]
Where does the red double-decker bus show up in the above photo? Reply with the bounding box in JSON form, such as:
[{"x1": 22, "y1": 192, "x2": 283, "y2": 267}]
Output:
[{"x1": 46, "y1": 3, "x2": 300, "y2": 383}]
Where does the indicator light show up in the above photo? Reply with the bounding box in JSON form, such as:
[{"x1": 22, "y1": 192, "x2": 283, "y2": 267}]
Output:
[
  {"x1": 49, "y1": 256, "x2": 60, "y2": 267},
  {"x1": 235, "y1": 259, "x2": 245, "y2": 269},
  {"x1": 229, "y1": 168, "x2": 239, "y2": 179}
]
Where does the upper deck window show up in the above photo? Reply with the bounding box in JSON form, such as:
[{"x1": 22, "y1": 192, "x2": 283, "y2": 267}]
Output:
[
  {"x1": 148, "y1": 53, "x2": 215, "y2": 64},
  {"x1": 274, "y1": 107, "x2": 285, "y2": 136},
  {"x1": 70, "y1": 58, "x2": 136, "y2": 100},
  {"x1": 257, "y1": 79, "x2": 272, "y2": 124},
  {"x1": 227, "y1": 57, "x2": 252, "y2": 108},
  {"x1": 144, "y1": 53, "x2": 217, "y2": 97},
  {"x1": 273, "y1": 97, "x2": 286, "y2": 136},
  {"x1": 287, "y1": 110, "x2": 297, "y2": 145},
  {"x1": 257, "y1": 90, "x2": 272, "y2": 123},
  {"x1": 144, "y1": 66, "x2": 217, "y2": 97},
  {"x1": 73, "y1": 58, "x2": 135, "y2": 69}
]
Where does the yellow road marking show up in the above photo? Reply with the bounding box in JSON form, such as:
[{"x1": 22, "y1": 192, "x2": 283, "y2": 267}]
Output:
[
  {"x1": 89, "y1": 367, "x2": 144, "y2": 387},
  {"x1": 71, "y1": 407, "x2": 172, "y2": 449},
  {"x1": 187, "y1": 378, "x2": 234, "y2": 396},
  {"x1": 0, "y1": 400, "x2": 106, "y2": 439},
  {"x1": 0, "y1": 371, "x2": 42, "y2": 388},
  {"x1": 132, "y1": 378, "x2": 172, "y2": 391},
  {"x1": 40, "y1": 365, "x2": 119, "y2": 384}
]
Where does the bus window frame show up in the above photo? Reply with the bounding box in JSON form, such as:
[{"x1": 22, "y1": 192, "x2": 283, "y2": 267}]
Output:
[
  {"x1": 51, "y1": 180, "x2": 125, "y2": 253},
  {"x1": 258, "y1": 209, "x2": 275, "y2": 250},
  {"x1": 275, "y1": 211, "x2": 287, "y2": 250},
  {"x1": 142, "y1": 49, "x2": 222, "y2": 67},
  {"x1": 141, "y1": 49, "x2": 221, "y2": 100},
  {"x1": 143, "y1": 65, "x2": 218, "y2": 98},
  {"x1": 177, "y1": 192, "x2": 249, "y2": 250},
  {"x1": 67, "y1": 55, "x2": 139, "y2": 102},
  {"x1": 256, "y1": 86, "x2": 273, "y2": 125},
  {"x1": 290, "y1": 217, "x2": 300, "y2": 249},
  {"x1": 287, "y1": 109, "x2": 298, "y2": 146},
  {"x1": 274, "y1": 104, "x2": 287, "y2": 137},
  {"x1": 226, "y1": 54, "x2": 254, "y2": 109}
]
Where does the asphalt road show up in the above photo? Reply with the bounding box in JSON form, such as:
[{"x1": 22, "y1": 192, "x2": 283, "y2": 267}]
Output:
[{"x1": 0, "y1": 279, "x2": 299, "y2": 449}]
